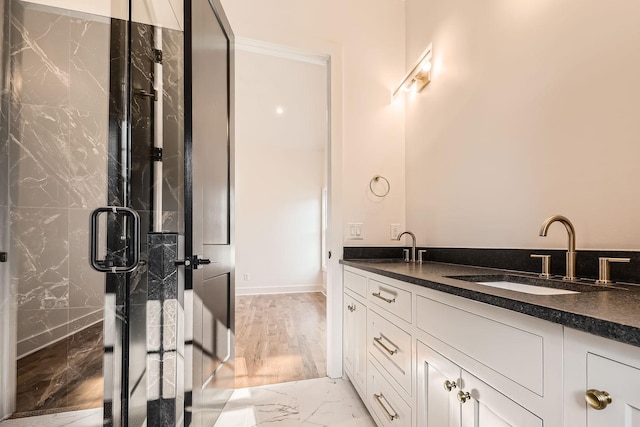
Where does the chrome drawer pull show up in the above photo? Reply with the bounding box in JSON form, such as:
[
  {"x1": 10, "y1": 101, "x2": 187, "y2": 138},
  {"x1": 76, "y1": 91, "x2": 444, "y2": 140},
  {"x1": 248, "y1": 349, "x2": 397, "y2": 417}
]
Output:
[
  {"x1": 374, "y1": 393, "x2": 399, "y2": 421},
  {"x1": 374, "y1": 336, "x2": 398, "y2": 356},
  {"x1": 372, "y1": 292, "x2": 396, "y2": 304}
]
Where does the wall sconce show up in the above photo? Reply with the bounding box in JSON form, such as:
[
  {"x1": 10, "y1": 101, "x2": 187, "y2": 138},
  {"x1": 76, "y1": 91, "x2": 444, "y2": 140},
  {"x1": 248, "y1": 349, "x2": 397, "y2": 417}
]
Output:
[{"x1": 392, "y1": 44, "x2": 433, "y2": 99}]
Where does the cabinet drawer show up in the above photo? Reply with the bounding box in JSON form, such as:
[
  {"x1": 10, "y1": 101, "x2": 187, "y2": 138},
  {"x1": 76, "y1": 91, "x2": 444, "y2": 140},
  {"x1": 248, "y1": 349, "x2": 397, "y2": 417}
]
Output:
[
  {"x1": 586, "y1": 353, "x2": 640, "y2": 425},
  {"x1": 368, "y1": 278, "x2": 411, "y2": 323},
  {"x1": 416, "y1": 295, "x2": 544, "y2": 395},
  {"x1": 367, "y1": 360, "x2": 412, "y2": 427},
  {"x1": 344, "y1": 269, "x2": 367, "y2": 298},
  {"x1": 368, "y1": 310, "x2": 412, "y2": 395}
]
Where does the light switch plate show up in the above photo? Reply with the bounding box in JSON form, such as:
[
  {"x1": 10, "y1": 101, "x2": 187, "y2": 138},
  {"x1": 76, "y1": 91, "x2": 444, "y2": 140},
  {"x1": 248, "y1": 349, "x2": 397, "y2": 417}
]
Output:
[{"x1": 347, "y1": 222, "x2": 364, "y2": 240}]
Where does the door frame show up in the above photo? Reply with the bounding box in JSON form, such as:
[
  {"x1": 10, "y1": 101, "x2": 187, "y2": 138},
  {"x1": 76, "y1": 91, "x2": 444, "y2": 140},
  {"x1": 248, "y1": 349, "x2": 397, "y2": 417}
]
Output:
[{"x1": 233, "y1": 36, "x2": 344, "y2": 378}]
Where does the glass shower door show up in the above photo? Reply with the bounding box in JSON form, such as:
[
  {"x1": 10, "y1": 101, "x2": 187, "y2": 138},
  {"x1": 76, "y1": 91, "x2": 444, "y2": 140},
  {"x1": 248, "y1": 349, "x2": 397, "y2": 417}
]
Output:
[
  {"x1": 3, "y1": 1, "x2": 186, "y2": 424},
  {"x1": 4, "y1": 0, "x2": 133, "y2": 422}
]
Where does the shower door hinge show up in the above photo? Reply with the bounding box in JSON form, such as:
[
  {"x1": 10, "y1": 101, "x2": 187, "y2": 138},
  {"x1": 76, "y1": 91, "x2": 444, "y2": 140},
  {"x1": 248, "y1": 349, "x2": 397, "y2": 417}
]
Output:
[
  {"x1": 152, "y1": 147, "x2": 163, "y2": 162},
  {"x1": 133, "y1": 88, "x2": 158, "y2": 101},
  {"x1": 0, "y1": 252, "x2": 7, "y2": 262},
  {"x1": 154, "y1": 49, "x2": 163, "y2": 64}
]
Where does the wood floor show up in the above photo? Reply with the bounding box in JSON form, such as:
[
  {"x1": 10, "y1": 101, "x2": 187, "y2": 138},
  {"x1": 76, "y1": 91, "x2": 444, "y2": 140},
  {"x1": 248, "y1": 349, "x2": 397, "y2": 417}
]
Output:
[{"x1": 234, "y1": 292, "x2": 327, "y2": 389}]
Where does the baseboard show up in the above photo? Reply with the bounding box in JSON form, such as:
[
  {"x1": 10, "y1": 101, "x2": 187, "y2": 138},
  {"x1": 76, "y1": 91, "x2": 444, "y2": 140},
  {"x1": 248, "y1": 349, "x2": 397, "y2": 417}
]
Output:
[
  {"x1": 235, "y1": 284, "x2": 324, "y2": 296},
  {"x1": 17, "y1": 308, "x2": 104, "y2": 359}
]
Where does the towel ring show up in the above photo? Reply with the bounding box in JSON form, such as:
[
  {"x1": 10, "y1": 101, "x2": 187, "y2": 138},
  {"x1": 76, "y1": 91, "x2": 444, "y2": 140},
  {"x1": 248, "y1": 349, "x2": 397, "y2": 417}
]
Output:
[{"x1": 370, "y1": 175, "x2": 390, "y2": 198}]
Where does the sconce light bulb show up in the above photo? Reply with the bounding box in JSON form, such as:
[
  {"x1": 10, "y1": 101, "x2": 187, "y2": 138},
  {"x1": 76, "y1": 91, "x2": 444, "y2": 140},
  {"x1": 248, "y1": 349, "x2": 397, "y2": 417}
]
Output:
[
  {"x1": 421, "y1": 60, "x2": 432, "y2": 73},
  {"x1": 402, "y1": 83, "x2": 412, "y2": 93}
]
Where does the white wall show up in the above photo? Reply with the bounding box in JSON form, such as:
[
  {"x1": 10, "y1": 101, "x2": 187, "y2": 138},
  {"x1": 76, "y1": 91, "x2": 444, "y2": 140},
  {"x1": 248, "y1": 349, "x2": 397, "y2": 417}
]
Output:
[
  {"x1": 222, "y1": 0, "x2": 407, "y2": 247},
  {"x1": 405, "y1": 0, "x2": 640, "y2": 250},
  {"x1": 235, "y1": 49, "x2": 326, "y2": 295}
]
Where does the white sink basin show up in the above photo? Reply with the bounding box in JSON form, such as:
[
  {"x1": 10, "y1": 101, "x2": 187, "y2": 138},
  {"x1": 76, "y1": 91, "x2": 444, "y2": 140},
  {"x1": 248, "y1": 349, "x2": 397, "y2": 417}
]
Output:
[{"x1": 476, "y1": 281, "x2": 578, "y2": 295}]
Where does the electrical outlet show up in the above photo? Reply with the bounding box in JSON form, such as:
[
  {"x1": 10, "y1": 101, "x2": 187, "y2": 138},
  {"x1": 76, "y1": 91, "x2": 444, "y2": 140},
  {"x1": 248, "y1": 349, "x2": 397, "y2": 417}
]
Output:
[
  {"x1": 391, "y1": 224, "x2": 401, "y2": 240},
  {"x1": 243, "y1": 273, "x2": 250, "y2": 281}
]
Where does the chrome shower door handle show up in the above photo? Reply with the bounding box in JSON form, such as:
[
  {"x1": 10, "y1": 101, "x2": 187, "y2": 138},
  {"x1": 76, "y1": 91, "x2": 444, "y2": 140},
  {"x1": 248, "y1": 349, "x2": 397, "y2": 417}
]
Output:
[{"x1": 89, "y1": 206, "x2": 141, "y2": 273}]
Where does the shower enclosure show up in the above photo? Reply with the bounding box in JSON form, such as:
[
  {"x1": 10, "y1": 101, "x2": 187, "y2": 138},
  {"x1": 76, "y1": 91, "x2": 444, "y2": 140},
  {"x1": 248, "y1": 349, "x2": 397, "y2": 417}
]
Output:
[{"x1": 0, "y1": 0, "x2": 234, "y2": 425}]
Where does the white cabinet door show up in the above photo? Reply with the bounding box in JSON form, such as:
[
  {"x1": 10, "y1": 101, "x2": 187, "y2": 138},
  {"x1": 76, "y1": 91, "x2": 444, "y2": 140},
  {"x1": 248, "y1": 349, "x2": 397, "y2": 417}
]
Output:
[
  {"x1": 460, "y1": 370, "x2": 542, "y2": 427},
  {"x1": 344, "y1": 292, "x2": 367, "y2": 395},
  {"x1": 353, "y1": 297, "x2": 367, "y2": 393},
  {"x1": 587, "y1": 354, "x2": 640, "y2": 426},
  {"x1": 344, "y1": 293, "x2": 356, "y2": 377},
  {"x1": 416, "y1": 340, "x2": 461, "y2": 427}
]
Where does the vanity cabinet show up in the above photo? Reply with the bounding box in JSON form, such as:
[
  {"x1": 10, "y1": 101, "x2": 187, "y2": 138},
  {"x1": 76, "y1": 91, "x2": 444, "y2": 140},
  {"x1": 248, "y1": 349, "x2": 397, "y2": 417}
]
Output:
[
  {"x1": 344, "y1": 264, "x2": 640, "y2": 427},
  {"x1": 564, "y1": 328, "x2": 640, "y2": 427},
  {"x1": 343, "y1": 265, "x2": 562, "y2": 427}
]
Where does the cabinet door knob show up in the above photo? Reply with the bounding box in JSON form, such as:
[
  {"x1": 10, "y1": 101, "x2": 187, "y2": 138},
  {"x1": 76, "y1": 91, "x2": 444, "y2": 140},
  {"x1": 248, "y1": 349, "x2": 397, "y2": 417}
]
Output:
[
  {"x1": 457, "y1": 391, "x2": 471, "y2": 403},
  {"x1": 347, "y1": 304, "x2": 356, "y2": 312},
  {"x1": 443, "y1": 380, "x2": 457, "y2": 392},
  {"x1": 586, "y1": 389, "x2": 612, "y2": 410}
]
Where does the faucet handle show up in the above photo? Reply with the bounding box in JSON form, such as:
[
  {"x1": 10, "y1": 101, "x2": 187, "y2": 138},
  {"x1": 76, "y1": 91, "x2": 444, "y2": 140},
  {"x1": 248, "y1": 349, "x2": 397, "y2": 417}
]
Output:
[
  {"x1": 403, "y1": 249, "x2": 410, "y2": 263},
  {"x1": 596, "y1": 257, "x2": 630, "y2": 284},
  {"x1": 530, "y1": 254, "x2": 551, "y2": 279},
  {"x1": 418, "y1": 250, "x2": 427, "y2": 264}
]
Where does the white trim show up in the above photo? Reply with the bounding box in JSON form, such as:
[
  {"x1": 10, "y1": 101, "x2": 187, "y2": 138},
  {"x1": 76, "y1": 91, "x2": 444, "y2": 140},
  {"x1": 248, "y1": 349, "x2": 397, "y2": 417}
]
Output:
[
  {"x1": 235, "y1": 37, "x2": 329, "y2": 66},
  {"x1": 235, "y1": 285, "x2": 324, "y2": 296}
]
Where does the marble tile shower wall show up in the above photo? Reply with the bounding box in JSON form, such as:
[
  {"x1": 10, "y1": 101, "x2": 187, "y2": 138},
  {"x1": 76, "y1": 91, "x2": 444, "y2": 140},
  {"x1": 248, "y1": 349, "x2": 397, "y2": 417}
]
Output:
[
  {"x1": 1, "y1": 0, "x2": 14, "y2": 413},
  {"x1": 8, "y1": 1, "x2": 109, "y2": 357},
  {"x1": 161, "y1": 28, "x2": 184, "y2": 234}
]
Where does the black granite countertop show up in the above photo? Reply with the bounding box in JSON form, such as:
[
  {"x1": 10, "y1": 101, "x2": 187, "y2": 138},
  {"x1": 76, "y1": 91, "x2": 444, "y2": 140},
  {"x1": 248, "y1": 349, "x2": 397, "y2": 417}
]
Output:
[{"x1": 341, "y1": 259, "x2": 640, "y2": 348}]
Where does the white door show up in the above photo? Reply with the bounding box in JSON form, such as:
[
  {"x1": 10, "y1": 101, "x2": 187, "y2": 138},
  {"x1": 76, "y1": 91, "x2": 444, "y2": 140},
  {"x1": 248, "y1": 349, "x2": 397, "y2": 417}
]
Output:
[
  {"x1": 416, "y1": 341, "x2": 461, "y2": 427},
  {"x1": 587, "y1": 353, "x2": 640, "y2": 426},
  {"x1": 460, "y1": 370, "x2": 542, "y2": 427}
]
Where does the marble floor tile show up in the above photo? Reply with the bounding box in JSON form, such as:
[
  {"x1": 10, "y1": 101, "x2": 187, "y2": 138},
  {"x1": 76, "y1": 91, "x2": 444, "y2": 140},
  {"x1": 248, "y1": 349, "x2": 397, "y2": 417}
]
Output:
[
  {"x1": 1, "y1": 377, "x2": 375, "y2": 427},
  {"x1": 0, "y1": 408, "x2": 102, "y2": 427},
  {"x1": 214, "y1": 377, "x2": 376, "y2": 427}
]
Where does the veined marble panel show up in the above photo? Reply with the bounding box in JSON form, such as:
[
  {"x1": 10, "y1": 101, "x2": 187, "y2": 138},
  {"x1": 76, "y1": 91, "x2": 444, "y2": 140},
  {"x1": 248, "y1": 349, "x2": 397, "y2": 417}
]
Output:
[
  {"x1": 67, "y1": 307, "x2": 102, "y2": 334},
  {"x1": 0, "y1": 99, "x2": 8, "y2": 205},
  {"x1": 11, "y1": 207, "x2": 69, "y2": 311},
  {"x1": 69, "y1": 17, "x2": 109, "y2": 116},
  {"x1": 161, "y1": 28, "x2": 184, "y2": 217},
  {"x1": 9, "y1": 103, "x2": 71, "y2": 208},
  {"x1": 16, "y1": 307, "x2": 67, "y2": 357},
  {"x1": 10, "y1": 1, "x2": 71, "y2": 107},
  {"x1": 68, "y1": 109, "x2": 108, "y2": 208},
  {"x1": 68, "y1": 209, "x2": 104, "y2": 308}
]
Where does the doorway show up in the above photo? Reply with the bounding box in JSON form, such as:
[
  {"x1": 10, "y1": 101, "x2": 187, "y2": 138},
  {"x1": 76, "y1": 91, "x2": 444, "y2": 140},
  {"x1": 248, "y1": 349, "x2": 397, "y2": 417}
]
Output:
[{"x1": 233, "y1": 41, "x2": 330, "y2": 388}]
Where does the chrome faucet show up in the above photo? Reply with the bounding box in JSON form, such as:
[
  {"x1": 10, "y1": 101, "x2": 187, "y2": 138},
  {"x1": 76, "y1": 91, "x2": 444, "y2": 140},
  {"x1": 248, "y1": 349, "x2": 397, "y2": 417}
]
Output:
[
  {"x1": 539, "y1": 215, "x2": 577, "y2": 281},
  {"x1": 397, "y1": 231, "x2": 417, "y2": 263}
]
